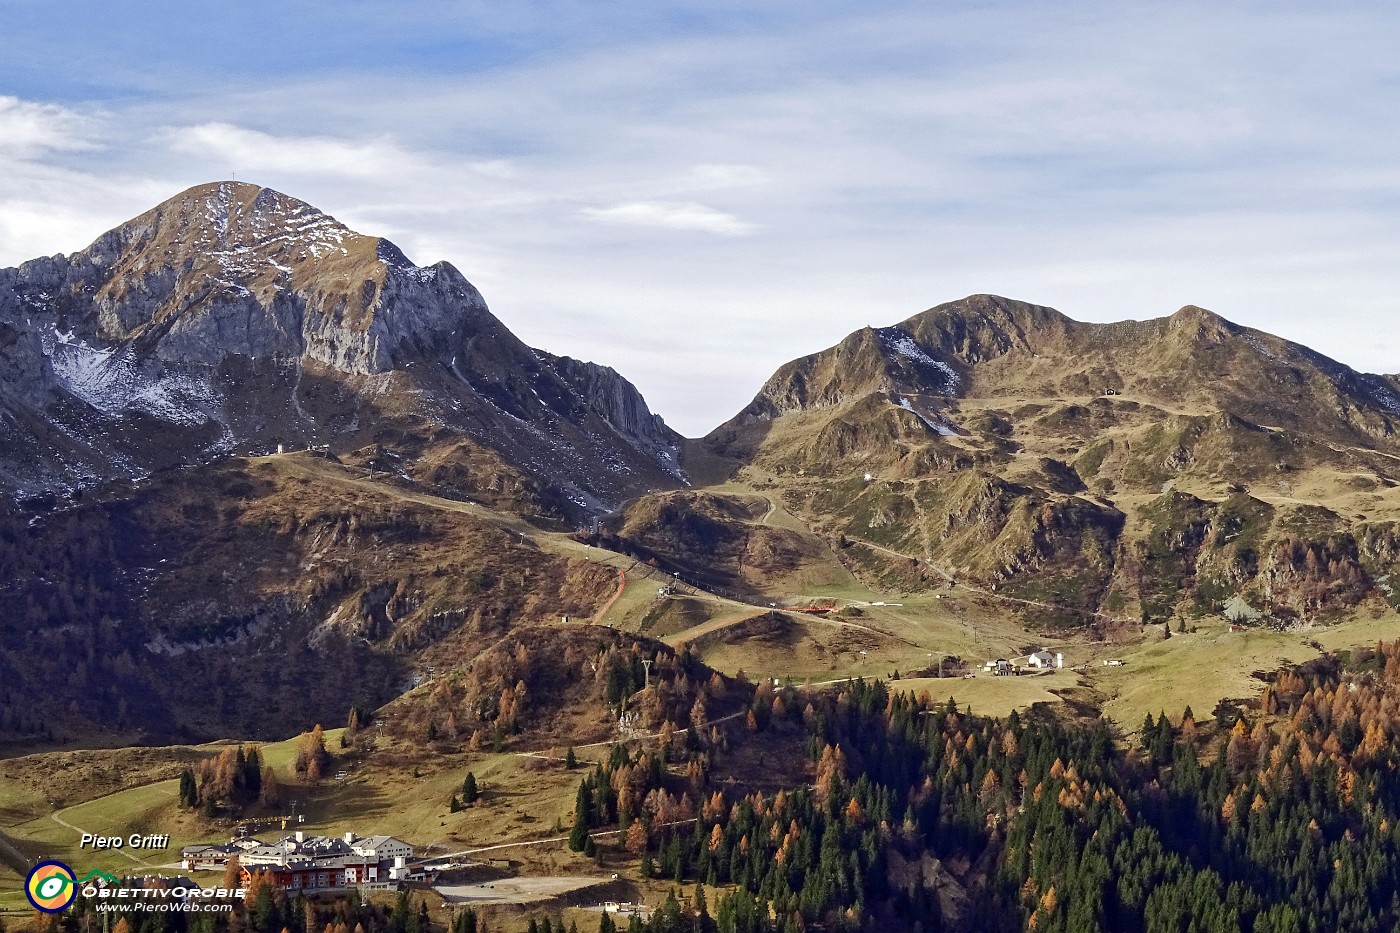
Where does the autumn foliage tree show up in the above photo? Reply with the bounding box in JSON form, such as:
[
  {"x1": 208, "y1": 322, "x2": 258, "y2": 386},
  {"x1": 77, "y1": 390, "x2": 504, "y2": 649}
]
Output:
[
  {"x1": 294, "y1": 724, "x2": 330, "y2": 783},
  {"x1": 260, "y1": 767, "x2": 281, "y2": 807},
  {"x1": 194, "y1": 745, "x2": 263, "y2": 809}
]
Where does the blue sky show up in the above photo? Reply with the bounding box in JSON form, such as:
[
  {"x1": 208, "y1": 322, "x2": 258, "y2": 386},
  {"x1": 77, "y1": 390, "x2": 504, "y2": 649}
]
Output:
[{"x1": 2, "y1": 1, "x2": 1398, "y2": 435}]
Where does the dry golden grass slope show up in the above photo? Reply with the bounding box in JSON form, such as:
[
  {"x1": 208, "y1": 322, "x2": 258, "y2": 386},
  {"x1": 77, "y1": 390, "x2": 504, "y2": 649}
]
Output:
[{"x1": 660, "y1": 295, "x2": 1400, "y2": 638}]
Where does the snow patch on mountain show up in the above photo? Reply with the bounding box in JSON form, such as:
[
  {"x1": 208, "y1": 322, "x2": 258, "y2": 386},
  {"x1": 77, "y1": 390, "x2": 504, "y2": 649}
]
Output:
[
  {"x1": 1364, "y1": 378, "x2": 1400, "y2": 414},
  {"x1": 43, "y1": 326, "x2": 224, "y2": 427},
  {"x1": 656, "y1": 445, "x2": 689, "y2": 484},
  {"x1": 1242, "y1": 334, "x2": 1276, "y2": 360},
  {"x1": 877, "y1": 328, "x2": 959, "y2": 390},
  {"x1": 894, "y1": 395, "x2": 959, "y2": 436}
]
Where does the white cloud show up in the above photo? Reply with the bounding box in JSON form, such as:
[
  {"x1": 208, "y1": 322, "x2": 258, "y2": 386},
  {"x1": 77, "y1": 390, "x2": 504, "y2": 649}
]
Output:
[
  {"x1": 164, "y1": 122, "x2": 426, "y2": 180},
  {"x1": 582, "y1": 201, "x2": 757, "y2": 236},
  {"x1": 0, "y1": 198, "x2": 107, "y2": 259},
  {"x1": 0, "y1": 96, "x2": 96, "y2": 158}
]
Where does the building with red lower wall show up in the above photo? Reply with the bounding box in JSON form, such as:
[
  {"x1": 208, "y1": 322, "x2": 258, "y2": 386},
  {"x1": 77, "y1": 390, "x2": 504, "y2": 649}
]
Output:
[
  {"x1": 240, "y1": 855, "x2": 387, "y2": 892},
  {"x1": 235, "y1": 830, "x2": 414, "y2": 893}
]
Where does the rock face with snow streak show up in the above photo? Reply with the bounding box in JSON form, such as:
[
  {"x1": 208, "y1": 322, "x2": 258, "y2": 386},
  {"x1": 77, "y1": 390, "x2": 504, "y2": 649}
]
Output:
[
  {"x1": 0, "y1": 182, "x2": 683, "y2": 512},
  {"x1": 716, "y1": 294, "x2": 1400, "y2": 445}
]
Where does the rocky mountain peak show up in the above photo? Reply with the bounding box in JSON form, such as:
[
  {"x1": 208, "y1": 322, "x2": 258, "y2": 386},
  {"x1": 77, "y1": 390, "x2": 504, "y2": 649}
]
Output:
[
  {"x1": 724, "y1": 295, "x2": 1064, "y2": 425},
  {"x1": 1164, "y1": 304, "x2": 1235, "y2": 344},
  {"x1": 0, "y1": 181, "x2": 683, "y2": 506},
  {"x1": 99, "y1": 181, "x2": 363, "y2": 264},
  {"x1": 916, "y1": 293, "x2": 1068, "y2": 330},
  {"x1": 29, "y1": 180, "x2": 482, "y2": 376}
]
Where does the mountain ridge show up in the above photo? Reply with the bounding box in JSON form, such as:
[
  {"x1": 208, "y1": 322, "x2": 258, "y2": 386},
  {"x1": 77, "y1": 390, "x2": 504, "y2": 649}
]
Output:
[
  {"x1": 0, "y1": 181, "x2": 684, "y2": 513},
  {"x1": 718, "y1": 294, "x2": 1398, "y2": 443},
  {"x1": 5, "y1": 182, "x2": 1400, "y2": 746},
  {"x1": 592, "y1": 294, "x2": 1400, "y2": 638}
]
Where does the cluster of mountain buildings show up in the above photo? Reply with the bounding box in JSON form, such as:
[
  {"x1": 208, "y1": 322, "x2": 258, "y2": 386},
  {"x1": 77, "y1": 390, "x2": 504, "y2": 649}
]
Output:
[
  {"x1": 181, "y1": 831, "x2": 416, "y2": 892},
  {"x1": 981, "y1": 648, "x2": 1066, "y2": 677}
]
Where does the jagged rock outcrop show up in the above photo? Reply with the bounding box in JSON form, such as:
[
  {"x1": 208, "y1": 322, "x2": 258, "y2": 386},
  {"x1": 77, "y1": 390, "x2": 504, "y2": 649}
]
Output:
[
  {"x1": 543, "y1": 352, "x2": 683, "y2": 470},
  {"x1": 0, "y1": 182, "x2": 683, "y2": 512}
]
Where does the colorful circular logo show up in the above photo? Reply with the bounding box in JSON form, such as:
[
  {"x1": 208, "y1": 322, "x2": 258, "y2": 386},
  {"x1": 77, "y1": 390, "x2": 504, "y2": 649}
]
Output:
[{"x1": 26, "y1": 861, "x2": 77, "y2": 912}]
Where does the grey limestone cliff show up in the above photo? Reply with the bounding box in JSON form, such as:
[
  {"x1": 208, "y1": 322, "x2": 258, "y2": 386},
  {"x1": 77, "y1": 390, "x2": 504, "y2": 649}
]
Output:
[{"x1": 0, "y1": 181, "x2": 684, "y2": 511}]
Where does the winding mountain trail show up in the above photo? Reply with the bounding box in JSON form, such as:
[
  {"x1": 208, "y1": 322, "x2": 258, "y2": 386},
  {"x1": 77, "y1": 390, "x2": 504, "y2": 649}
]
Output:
[
  {"x1": 662, "y1": 601, "x2": 919, "y2": 650},
  {"x1": 431, "y1": 818, "x2": 698, "y2": 863},
  {"x1": 265, "y1": 456, "x2": 945, "y2": 655},
  {"x1": 48, "y1": 801, "x2": 165, "y2": 868},
  {"x1": 514, "y1": 711, "x2": 748, "y2": 762},
  {"x1": 593, "y1": 568, "x2": 628, "y2": 623},
  {"x1": 0, "y1": 831, "x2": 31, "y2": 872},
  {"x1": 758, "y1": 496, "x2": 777, "y2": 525},
  {"x1": 265, "y1": 454, "x2": 774, "y2": 620},
  {"x1": 845, "y1": 535, "x2": 1134, "y2": 625}
]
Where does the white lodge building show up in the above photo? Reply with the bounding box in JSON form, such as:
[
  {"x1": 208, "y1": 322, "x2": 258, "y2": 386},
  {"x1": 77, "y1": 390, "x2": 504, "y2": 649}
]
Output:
[{"x1": 183, "y1": 831, "x2": 414, "y2": 892}]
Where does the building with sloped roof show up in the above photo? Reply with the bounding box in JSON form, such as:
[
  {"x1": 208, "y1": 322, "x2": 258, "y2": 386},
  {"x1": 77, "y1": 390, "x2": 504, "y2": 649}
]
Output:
[{"x1": 237, "y1": 830, "x2": 416, "y2": 893}]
